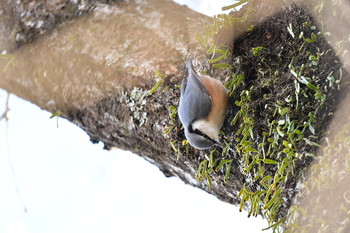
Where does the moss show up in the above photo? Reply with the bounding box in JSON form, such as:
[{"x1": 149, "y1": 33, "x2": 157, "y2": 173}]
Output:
[
  {"x1": 227, "y1": 7, "x2": 346, "y2": 231},
  {"x1": 177, "y1": 5, "x2": 348, "y2": 232}
]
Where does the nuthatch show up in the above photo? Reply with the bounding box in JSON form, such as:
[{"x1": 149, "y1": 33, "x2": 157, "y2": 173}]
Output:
[{"x1": 178, "y1": 59, "x2": 229, "y2": 149}]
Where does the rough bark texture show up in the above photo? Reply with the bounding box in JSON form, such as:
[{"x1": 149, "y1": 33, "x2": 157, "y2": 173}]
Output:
[
  {"x1": 1, "y1": 0, "x2": 350, "y2": 231},
  {"x1": 0, "y1": 0, "x2": 239, "y2": 204},
  {"x1": 1, "y1": 0, "x2": 125, "y2": 51}
]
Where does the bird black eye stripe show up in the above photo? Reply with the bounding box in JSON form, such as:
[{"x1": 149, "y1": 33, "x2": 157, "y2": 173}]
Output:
[{"x1": 188, "y1": 124, "x2": 217, "y2": 144}]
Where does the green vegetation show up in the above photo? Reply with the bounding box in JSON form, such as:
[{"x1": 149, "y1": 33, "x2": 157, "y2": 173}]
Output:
[
  {"x1": 146, "y1": 3, "x2": 345, "y2": 232},
  {"x1": 49, "y1": 111, "x2": 61, "y2": 118},
  {"x1": 192, "y1": 5, "x2": 344, "y2": 233},
  {"x1": 148, "y1": 70, "x2": 164, "y2": 95}
]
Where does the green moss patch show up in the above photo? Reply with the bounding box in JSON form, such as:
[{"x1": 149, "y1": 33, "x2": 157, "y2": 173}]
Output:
[{"x1": 193, "y1": 5, "x2": 348, "y2": 232}]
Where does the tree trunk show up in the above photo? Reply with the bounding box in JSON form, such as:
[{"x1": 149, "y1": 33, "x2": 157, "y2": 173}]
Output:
[
  {"x1": 0, "y1": 0, "x2": 241, "y2": 205},
  {"x1": 1, "y1": 0, "x2": 350, "y2": 231}
]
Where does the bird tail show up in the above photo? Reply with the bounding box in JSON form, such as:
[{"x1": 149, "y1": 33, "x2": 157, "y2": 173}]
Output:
[{"x1": 186, "y1": 58, "x2": 194, "y2": 72}]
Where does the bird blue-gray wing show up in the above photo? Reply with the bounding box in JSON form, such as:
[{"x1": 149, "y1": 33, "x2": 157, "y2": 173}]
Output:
[
  {"x1": 179, "y1": 60, "x2": 212, "y2": 126},
  {"x1": 184, "y1": 59, "x2": 210, "y2": 96}
]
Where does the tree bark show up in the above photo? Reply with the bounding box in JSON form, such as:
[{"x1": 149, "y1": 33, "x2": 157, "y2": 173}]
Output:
[{"x1": 0, "y1": 0, "x2": 242, "y2": 205}]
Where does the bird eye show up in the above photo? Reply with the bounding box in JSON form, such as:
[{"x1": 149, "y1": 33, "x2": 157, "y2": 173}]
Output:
[{"x1": 188, "y1": 124, "x2": 217, "y2": 144}]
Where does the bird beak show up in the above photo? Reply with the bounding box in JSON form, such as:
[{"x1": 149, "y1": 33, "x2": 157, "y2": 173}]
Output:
[{"x1": 213, "y1": 137, "x2": 224, "y2": 147}]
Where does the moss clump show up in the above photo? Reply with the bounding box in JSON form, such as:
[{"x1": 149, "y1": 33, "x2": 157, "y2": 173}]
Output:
[
  {"x1": 226, "y1": 7, "x2": 345, "y2": 229},
  {"x1": 189, "y1": 5, "x2": 347, "y2": 232}
]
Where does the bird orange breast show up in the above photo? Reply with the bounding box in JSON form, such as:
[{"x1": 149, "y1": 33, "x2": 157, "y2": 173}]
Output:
[{"x1": 201, "y1": 75, "x2": 229, "y2": 127}]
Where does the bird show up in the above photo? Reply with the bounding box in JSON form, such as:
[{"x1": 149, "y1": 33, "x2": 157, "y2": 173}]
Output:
[{"x1": 178, "y1": 59, "x2": 229, "y2": 149}]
